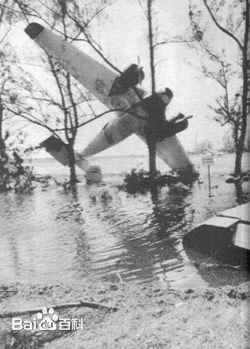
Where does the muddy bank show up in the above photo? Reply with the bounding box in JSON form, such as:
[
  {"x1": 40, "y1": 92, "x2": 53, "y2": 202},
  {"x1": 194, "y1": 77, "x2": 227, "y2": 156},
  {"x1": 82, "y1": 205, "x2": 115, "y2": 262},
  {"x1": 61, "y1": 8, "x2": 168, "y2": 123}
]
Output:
[{"x1": 0, "y1": 280, "x2": 249, "y2": 349}]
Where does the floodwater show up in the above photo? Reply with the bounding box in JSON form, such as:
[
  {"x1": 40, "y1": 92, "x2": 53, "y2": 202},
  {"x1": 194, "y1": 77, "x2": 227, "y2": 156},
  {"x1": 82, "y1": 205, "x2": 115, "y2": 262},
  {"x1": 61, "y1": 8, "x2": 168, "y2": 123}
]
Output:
[{"x1": 0, "y1": 153, "x2": 249, "y2": 289}]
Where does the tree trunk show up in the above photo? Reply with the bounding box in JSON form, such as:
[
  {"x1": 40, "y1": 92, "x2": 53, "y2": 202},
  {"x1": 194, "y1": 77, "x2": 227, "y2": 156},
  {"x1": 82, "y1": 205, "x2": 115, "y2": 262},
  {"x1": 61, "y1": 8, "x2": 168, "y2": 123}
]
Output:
[
  {"x1": 234, "y1": 142, "x2": 243, "y2": 176},
  {"x1": 233, "y1": 122, "x2": 240, "y2": 175},
  {"x1": 0, "y1": 99, "x2": 8, "y2": 191},
  {"x1": 68, "y1": 142, "x2": 77, "y2": 184},
  {"x1": 245, "y1": 0, "x2": 250, "y2": 149},
  {"x1": 147, "y1": 0, "x2": 157, "y2": 181},
  {"x1": 234, "y1": 1, "x2": 249, "y2": 176},
  {"x1": 147, "y1": 131, "x2": 157, "y2": 179},
  {"x1": 0, "y1": 98, "x2": 5, "y2": 150}
]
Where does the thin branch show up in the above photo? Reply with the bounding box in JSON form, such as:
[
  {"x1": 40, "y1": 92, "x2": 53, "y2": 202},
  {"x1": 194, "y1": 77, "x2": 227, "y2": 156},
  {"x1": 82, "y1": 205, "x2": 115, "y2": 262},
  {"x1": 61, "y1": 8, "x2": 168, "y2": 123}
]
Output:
[
  {"x1": 0, "y1": 28, "x2": 10, "y2": 45},
  {"x1": 0, "y1": 0, "x2": 9, "y2": 22},
  {"x1": 77, "y1": 104, "x2": 147, "y2": 129},
  {"x1": 7, "y1": 101, "x2": 146, "y2": 135},
  {"x1": 36, "y1": 0, "x2": 58, "y2": 16},
  {"x1": 12, "y1": 0, "x2": 29, "y2": 24},
  {"x1": 0, "y1": 2, "x2": 23, "y2": 17},
  {"x1": 154, "y1": 38, "x2": 194, "y2": 49},
  {"x1": 4, "y1": 60, "x2": 52, "y2": 72},
  {"x1": 75, "y1": 87, "x2": 97, "y2": 117},
  {"x1": 0, "y1": 300, "x2": 119, "y2": 319},
  {"x1": 67, "y1": 75, "x2": 78, "y2": 137},
  {"x1": 66, "y1": 11, "x2": 121, "y2": 74},
  {"x1": 12, "y1": 0, "x2": 63, "y2": 36},
  {"x1": 215, "y1": 99, "x2": 230, "y2": 119},
  {"x1": 2, "y1": 111, "x2": 19, "y2": 121},
  {"x1": 24, "y1": 96, "x2": 63, "y2": 110},
  {"x1": 137, "y1": 0, "x2": 147, "y2": 19},
  {"x1": 5, "y1": 105, "x2": 58, "y2": 136},
  {"x1": 47, "y1": 54, "x2": 67, "y2": 116},
  {"x1": 83, "y1": 3, "x2": 114, "y2": 28},
  {"x1": 203, "y1": 0, "x2": 243, "y2": 52}
]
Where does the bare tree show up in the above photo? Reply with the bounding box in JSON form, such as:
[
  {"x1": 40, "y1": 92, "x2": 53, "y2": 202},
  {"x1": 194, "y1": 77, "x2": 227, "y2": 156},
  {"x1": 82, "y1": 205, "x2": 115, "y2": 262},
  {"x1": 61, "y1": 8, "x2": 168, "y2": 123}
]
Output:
[
  {"x1": 146, "y1": 0, "x2": 157, "y2": 180},
  {"x1": 0, "y1": 0, "x2": 20, "y2": 150},
  {"x1": 0, "y1": 0, "x2": 31, "y2": 191},
  {"x1": 1, "y1": 0, "x2": 197, "y2": 187},
  {"x1": 189, "y1": 0, "x2": 249, "y2": 176},
  {"x1": 11, "y1": 0, "x2": 161, "y2": 181},
  {"x1": 1, "y1": 0, "x2": 116, "y2": 183}
]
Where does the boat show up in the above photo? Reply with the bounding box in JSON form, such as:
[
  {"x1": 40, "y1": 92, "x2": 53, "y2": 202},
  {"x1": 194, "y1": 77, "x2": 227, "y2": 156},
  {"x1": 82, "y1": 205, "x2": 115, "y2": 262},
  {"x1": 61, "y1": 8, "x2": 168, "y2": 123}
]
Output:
[{"x1": 183, "y1": 202, "x2": 250, "y2": 267}]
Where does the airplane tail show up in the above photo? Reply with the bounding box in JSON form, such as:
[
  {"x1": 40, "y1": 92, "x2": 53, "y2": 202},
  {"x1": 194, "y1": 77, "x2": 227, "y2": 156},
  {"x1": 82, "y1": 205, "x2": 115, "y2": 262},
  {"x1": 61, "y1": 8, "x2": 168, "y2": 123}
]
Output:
[{"x1": 39, "y1": 135, "x2": 90, "y2": 172}]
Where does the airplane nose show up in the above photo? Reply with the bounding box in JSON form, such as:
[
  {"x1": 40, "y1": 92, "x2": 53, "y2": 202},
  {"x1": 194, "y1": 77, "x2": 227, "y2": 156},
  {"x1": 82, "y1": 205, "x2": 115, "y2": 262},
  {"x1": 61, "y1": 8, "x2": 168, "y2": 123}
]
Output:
[{"x1": 25, "y1": 22, "x2": 44, "y2": 39}]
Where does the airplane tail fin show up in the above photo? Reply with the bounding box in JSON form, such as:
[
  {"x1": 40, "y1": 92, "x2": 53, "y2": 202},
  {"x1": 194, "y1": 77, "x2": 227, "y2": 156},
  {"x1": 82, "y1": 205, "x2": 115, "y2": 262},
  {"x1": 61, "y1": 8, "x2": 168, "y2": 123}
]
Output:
[
  {"x1": 40, "y1": 135, "x2": 70, "y2": 166},
  {"x1": 40, "y1": 135, "x2": 90, "y2": 171}
]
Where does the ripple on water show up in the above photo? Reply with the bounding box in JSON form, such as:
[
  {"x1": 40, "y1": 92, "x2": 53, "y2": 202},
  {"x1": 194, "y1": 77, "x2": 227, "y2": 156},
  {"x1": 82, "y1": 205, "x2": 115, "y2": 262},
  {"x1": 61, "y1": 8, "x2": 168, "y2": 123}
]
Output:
[{"x1": 0, "y1": 153, "x2": 249, "y2": 288}]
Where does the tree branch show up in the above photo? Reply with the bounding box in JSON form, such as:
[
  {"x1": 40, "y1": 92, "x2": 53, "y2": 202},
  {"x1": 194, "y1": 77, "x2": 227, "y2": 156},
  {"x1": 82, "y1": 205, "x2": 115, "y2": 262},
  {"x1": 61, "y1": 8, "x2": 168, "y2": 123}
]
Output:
[
  {"x1": 203, "y1": 0, "x2": 243, "y2": 51},
  {"x1": 66, "y1": 11, "x2": 121, "y2": 74},
  {"x1": 154, "y1": 38, "x2": 194, "y2": 49},
  {"x1": 5, "y1": 105, "x2": 58, "y2": 136},
  {"x1": 0, "y1": 300, "x2": 119, "y2": 319}
]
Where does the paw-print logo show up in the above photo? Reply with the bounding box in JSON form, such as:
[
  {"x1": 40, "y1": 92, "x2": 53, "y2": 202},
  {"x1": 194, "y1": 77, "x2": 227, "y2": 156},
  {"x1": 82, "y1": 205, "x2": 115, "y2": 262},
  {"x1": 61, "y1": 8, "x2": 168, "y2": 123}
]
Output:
[{"x1": 36, "y1": 307, "x2": 59, "y2": 331}]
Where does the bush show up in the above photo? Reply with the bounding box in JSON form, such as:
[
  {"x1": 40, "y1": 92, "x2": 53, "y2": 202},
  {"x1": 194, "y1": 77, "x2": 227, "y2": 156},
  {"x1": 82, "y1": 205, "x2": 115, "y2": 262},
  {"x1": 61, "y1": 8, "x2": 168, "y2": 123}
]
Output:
[
  {"x1": 120, "y1": 168, "x2": 181, "y2": 194},
  {"x1": 0, "y1": 149, "x2": 35, "y2": 193}
]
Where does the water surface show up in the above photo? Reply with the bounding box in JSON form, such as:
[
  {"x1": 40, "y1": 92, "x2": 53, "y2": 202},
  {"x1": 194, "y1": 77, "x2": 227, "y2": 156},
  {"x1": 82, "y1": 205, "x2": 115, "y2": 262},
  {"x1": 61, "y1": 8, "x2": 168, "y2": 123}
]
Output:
[{"x1": 0, "y1": 154, "x2": 249, "y2": 289}]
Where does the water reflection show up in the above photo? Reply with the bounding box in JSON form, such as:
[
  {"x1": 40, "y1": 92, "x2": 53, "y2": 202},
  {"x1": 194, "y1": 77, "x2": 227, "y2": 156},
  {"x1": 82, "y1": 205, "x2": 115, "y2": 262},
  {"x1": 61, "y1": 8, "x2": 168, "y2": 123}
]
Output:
[
  {"x1": 0, "y1": 153, "x2": 249, "y2": 289},
  {"x1": 73, "y1": 184, "x2": 208, "y2": 288},
  {"x1": 150, "y1": 188, "x2": 208, "y2": 288}
]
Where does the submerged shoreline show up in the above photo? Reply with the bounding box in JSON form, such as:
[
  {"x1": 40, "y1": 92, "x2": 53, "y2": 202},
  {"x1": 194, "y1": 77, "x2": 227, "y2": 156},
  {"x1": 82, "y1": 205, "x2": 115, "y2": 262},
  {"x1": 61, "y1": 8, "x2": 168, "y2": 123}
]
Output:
[
  {"x1": 1, "y1": 153, "x2": 249, "y2": 347},
  {"x1": 0, "y1": 280, "x2": 249, "y2": 348}
]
